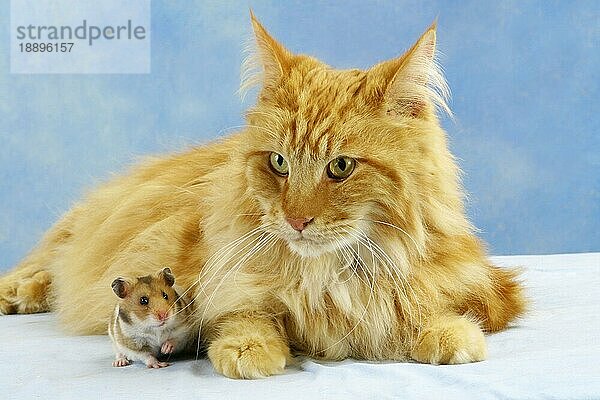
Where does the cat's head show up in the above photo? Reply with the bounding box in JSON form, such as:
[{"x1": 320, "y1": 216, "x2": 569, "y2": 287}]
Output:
[{"x1": 241, "y1": 14, "x2": 463, "y2": 259}]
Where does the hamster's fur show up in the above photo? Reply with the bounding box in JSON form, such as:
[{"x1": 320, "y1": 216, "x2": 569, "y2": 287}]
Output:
[{"x1": 108, "y1": 268, "x2": 194, "y2": 368}]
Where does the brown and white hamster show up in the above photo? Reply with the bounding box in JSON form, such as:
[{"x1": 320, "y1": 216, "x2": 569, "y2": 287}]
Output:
[{"x1": 108, "y1": 267, "x2": 193, "y2": 368}]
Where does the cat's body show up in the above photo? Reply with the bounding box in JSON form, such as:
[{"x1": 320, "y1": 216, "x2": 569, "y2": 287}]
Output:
[{"x1": 0, "y1": 15, "x2": 525, "y2": 378}]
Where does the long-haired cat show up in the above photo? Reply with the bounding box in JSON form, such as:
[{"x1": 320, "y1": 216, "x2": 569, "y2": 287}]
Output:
[{"x1": 0, "y1": 14, "x2": 525, "y2": 378}]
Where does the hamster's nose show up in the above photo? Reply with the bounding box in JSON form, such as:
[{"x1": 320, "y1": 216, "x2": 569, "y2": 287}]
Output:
[
  {"x1": 156, "y1": 311, "x2": 168, "y2": 321},
  {"x1": 285, "y1": 216, "x2": 314, "y2": 232}
]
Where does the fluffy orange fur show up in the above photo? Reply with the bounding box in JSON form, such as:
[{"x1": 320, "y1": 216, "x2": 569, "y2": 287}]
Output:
[{"x1": 0, "y1": 15, "x2": 525, "y2": 379}]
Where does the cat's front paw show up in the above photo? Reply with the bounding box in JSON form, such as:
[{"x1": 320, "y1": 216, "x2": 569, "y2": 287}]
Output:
[
  {"x1": 208, "y1": 335, "x2": 288, "y2": 379},
  {"x1": 411, "y1": 315, "x2": 487, "y2": 365}
]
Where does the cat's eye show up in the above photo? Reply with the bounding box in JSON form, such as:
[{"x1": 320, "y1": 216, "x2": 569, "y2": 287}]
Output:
[
  {"x1": 327, "y1": 157, "x2": 355, "y2": 180},
  {"x1": 140, "y1": 296, "x2": 149, "y2": 306},
  {"x1": 269, "y1": 152, "x2": 289, "y2": 176},
  {"x1": 162, "y1": 291, "x2": 168, "y2": 300}
]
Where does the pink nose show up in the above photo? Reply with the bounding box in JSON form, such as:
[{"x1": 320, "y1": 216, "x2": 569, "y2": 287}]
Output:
[
  {"x1": 286, "y1": 217, "x2": 314, "y2": 232},
  {"x1": 156, "y1": 311, "x2": 168, "y2": 322}
]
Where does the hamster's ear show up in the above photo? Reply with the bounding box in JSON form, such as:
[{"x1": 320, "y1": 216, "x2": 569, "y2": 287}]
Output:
[
  {"x1": 111, "y1": 278, "x2": 130, "y2": 299},
  {"x1": 158, "y1": 267, "x2": 175, "y2": 287}
]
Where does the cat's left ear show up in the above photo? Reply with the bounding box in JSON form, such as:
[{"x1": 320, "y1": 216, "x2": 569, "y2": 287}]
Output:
[
  {"x1": 241, "y1": 11, "x2": 293, "y2": 97},
  {"x1": 368, "y1": 22, "x2": 451, "y2": 120}
]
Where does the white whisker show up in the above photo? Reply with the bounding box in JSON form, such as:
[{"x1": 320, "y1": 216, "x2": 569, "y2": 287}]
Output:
[
  {"x1": 319, "y1": 235, "x2": 376, "y2": 355},
  {"x1": 195, "y1": 230, "x2": 275, "y2": 359},
  {"x1": 357, "y1": 218, "x2": 422, "y2": 256},
  {"x1": 346, "y1": 226, "x2": 423, "y2": 339},
  {"x1": 169, "y1": 225, "x2": 269, "y2": 318}
]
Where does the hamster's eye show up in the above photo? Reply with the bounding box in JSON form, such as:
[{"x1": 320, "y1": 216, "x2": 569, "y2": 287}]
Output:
[
  {"x1": 140, "y1": 296, "x2": 149, "y2": 306},
  {"x1": 162, "y1": 291, "x2": 168, "y2": 300},
  {"x1": 269, "y1": 152, "x2": 289, "y2": 176},
  {"x1": 327, "y1": 156, "x2": 356, "y2": 180}
]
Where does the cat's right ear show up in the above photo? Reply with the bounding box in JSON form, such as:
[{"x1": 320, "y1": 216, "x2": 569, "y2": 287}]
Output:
[
  {"x1": 111, "y1": 278, "x2": 131, "y2": 299},
  {"x1": 241, "y1": 11, "x2": 293, "y2": 97}
]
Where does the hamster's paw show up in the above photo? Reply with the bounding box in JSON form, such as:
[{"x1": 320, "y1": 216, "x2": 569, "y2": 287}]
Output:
[
  {"x1": 411, "y1": 314, "x2": 487, "y2": 365},
  {"x1": 161, "y1": 339, "x2": 175, "y2": 354},
  {"x1": 112, "y1": 357, "x2": 131, "y2": 367},
  {"x1": 208, "y1": 335, "x2": 288, "y2": 379},
  {"x1": 146, "y1": 357, "x2": 170, "y2": 369}
]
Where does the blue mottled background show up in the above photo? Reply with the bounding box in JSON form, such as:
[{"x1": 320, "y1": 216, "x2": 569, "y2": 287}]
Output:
[{"x1": 0, "y1": 1, "x2": 598, "y2": 271}]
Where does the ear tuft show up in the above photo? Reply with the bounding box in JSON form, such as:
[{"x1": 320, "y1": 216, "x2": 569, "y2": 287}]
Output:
[
  {"x1": 370, "y1": 22, "x2": 452, "y2": 120},
  {"x1": 111, "y1": 278, "x2": 130, "y2": 299},
  {"x1": 240, "y1": 11, "x2": 293, "y2": 100}
]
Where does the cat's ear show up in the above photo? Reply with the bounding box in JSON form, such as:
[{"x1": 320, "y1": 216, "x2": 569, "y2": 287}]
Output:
[
  {"x1": 369, "y1": 22, "x2": 451, "y2": 120},
  {"x1": 241, "y1": 12, "x2": 293, "y2": 97}
]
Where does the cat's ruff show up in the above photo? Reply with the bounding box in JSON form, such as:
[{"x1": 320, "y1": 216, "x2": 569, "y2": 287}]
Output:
[{"x1": 0, "y1": 14, "x2": 525, "y2": 379}]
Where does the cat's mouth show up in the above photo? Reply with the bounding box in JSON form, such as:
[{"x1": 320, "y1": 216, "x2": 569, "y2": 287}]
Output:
[
  {"x1": 286, "y1": 238, "x2": 330, "y2": 258},
  {"x1": 280, "y1": 229, "x2": 345, "y2": 258},
  {"x1": 289, "y1": 231, "x2": 310, "y2": 241},
  {"x1": 286, "y1": 233, "x2": 313, "y2": 247},
  {"x1": 267, "y1": 217, "x2": 356, "y2": 258},
  {"x1": 285, "y1": 228, "x2": 322, "y2": 244}
]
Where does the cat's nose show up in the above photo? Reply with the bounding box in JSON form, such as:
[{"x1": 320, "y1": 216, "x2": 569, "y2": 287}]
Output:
[{"x1": 286, "y1": 216, "x2": 314, "y2": 232}]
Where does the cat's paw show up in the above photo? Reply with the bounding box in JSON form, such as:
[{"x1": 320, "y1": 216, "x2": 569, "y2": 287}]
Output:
[
  {"x1": 13, "y1": 271, "x2": 52, "y2": 314},
  {"x1": 411, "y1": 315, "x2": 487, "y2": 365},
  {"x1": 0, "y1": 284, "x2": 17, "y2": 315},
  {"x1": 0, "y1": 271, "x2": 51, "y2": 315},
  {"x1": 208, "y1": 335, "x2": 288, "y2": 379}
]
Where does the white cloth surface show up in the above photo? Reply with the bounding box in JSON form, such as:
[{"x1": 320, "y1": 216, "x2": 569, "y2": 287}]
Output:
[{"x1": 1, "y1": 253, "x2": 599, "y2": 399}]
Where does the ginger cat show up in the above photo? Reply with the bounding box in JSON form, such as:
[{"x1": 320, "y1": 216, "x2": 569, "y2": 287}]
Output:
[{"x1": 0, "y1": 14, "x2": 525, "y2": 378}]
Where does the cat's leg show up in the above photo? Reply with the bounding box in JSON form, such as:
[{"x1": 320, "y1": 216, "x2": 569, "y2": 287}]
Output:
[
  {"x1": 0, "y1": 262, "x2": 52, "y2": 315},
  {"x1": 207, "y1": 312, "x2": 290, "y2": 379},
  {"x1": 0, "y1": 212, "x2": 75, "y2": 315},
  {"x1": 410, "y1": 313, "x2": 487, "y2": 365}
]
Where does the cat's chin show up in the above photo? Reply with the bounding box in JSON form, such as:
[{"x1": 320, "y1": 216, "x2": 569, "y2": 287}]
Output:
[{"x1": 285, "y1": 238, "x2": 337, "y2": 259}]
